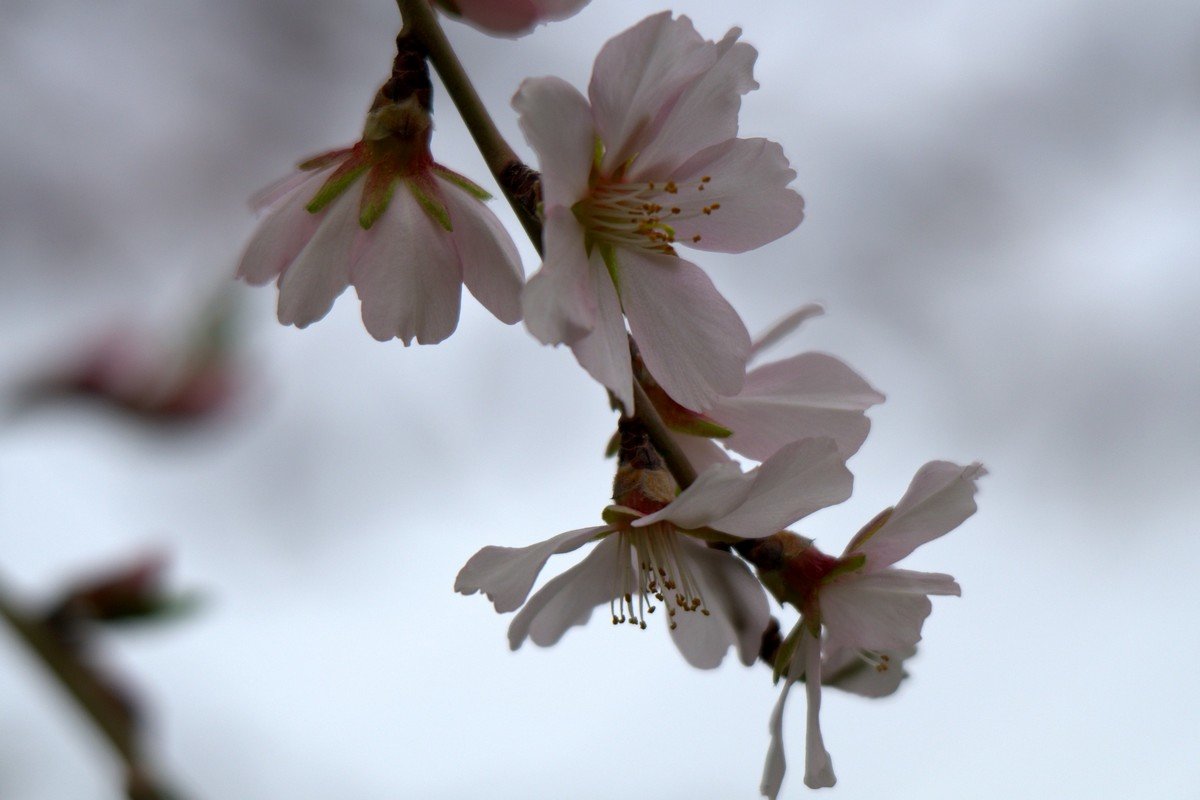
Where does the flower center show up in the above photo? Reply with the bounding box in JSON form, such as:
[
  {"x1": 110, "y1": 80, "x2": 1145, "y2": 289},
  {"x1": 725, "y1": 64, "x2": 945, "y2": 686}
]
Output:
[
  {"x1": 575, "y1": 176, "x2": 718, "y2": 256},
  {"x1": 610, "y1": 525, "x2": 710, "y2": 630}
]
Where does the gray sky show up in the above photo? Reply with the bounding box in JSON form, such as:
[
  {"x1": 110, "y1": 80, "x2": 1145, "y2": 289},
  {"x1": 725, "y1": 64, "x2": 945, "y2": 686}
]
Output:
[{"x1": 2, "y1": 1, "x2": 1198, "y2": 797}]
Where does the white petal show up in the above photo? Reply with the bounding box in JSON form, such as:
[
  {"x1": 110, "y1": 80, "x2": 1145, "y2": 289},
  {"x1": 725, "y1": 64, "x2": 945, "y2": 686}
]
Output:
[
  {"x1": 439, "y1": 177, "x2": 525, "y2": 325},
  {"x1": 632, "y1": 30, "x2": 758, "y2": 177},
  {"x1": 522, "y1": 207, "x2": 597, "y2": 345},
  {"x1": 507, "y1": 536, "x2": 621, "y2": 649},
  {"x1": 276, "y1": 184, "x2": 361, "y2": 328},
  {"x1": 667, "y1": 137, "x2": 805, "y2": 254},
  {"x1": 567, "y1": 255, "x2": 633, "y2": 412},
  {"x1": 667, "y1": 535, "x2": 769, "y2": 669},
  {"x1": 454, "y1": 525, "x2": 606, "y2": 613},
  {"x1": 712, "y1": 352, "x2": 884, "y2": 461},
  {"x1": 750, "y1": 303, "x2": 825, "y2": 359},
  {"x1": 350, "y1": 185, "x2": 462, "y2": 345},
  {"x1": 637, "y1": 438, "x2": 852, "y2": 538},
  {"x1": 850, "y1": 568, "x2": 961, "y2": 597},
  {"x1": 822, "y1": 644, "x2": 916, "y2": 698},
  {"x1": 819, "y1": 579, "x2": 933, "y2": 652},
  {"x1": 802, "y1": 628, "x2": 837, "y2": 789},
  {"x1": 237, "y1": 169, "x2": 327, "y2": 286},
  {"x1": 589, "y1": 13, "x2": 715, "y2": 171},
  {"x1": 761, "y1": 624, "x2": 810, "y2": 800},
  {"x1": 672, "y1": 432, "x2": 735, "y2": 473},
  {"x1": 853, "y1": 461, "x2": 987, "y2": 569},
  {"x1": 619, "y1": 251, "x2": 750, "y2": 412},
  {"x1": 513, "y1": 77, "x2": 595, "y2": 210}
]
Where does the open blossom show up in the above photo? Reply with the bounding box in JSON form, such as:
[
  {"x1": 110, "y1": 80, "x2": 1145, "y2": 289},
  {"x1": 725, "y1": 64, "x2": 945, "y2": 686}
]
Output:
[
  {"x1": 237, "y1": 94, "x2": 523, "y2": 345},
  {"x1": 515, "y1": 12, "x2": 805, "y2": 413},
  {"x1": 434, "y1": 0, "x2": 589, "y2": 36},
  {"x1": 455, "y1": 427, "x2": 853, "y2": 669},
  {"x1": 757, "y1": 461, "x2": 985, "y2": 795},
  {"x1": 639, "y1": 304, "x2": 886, "y2": 472}
]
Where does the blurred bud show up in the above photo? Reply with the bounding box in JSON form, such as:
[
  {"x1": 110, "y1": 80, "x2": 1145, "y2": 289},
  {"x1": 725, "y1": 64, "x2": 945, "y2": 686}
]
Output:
[{"x1": 45, "y1": 551, "x2": 197, "y2": 633}]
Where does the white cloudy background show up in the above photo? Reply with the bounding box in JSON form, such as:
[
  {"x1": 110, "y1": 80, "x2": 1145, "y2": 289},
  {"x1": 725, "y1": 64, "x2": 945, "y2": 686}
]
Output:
[{"x1": 1, "y1": 0, "x2": 1198, "y2": 797}]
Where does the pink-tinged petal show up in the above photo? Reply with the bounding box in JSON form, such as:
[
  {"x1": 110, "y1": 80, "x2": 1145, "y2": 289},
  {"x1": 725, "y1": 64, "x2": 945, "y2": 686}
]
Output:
[
  {"x1": 846, "y1": 568, "x2": 961, "y2": 597},
  {"x1": 823, "y1": 644, "x2": 916, "y2": 698},
  {"x1": 439, "y1": 177, "x2": 524, "y2": 325},
  {"x1": 853, "y1": 461, "x2": 987, "y2": 569},
  {"x1": 508, "y1": 536, "x2": 620, "y2": 650},
  {"x1": 276, "y1": 184, "x2": 361, "y2": 328},
  {"x1": 703, "y1": 438, "x2": 853, "y2": 538},
  {"x1": 454, "y1": 525, "x2": 606, "y2": 613},
  {"x1": 238, "y1": 169, "x2": 329, "y2": 286},
  {"x1": 350, "y1": 184, "x2": 462, "y2": 344},
  {"x1": 667, "y1": 535, "x2": 769, "y2": 669},
  {"x1": 619, "y1": 251, "x2": 750, "y2": 412},
  {"x1": 513, "y1": 77, "x2": 595, "y2": 209},
  {"x1": 631, "y1": 31, "x2": 758, "y2": 177},
  {"x1": 448, "y1": 0, "x2": 538, "y2": 35},
  {"x1": 589, "y1": 13, "x2": 714, "y2": 170},
  {"x1": 667, "y1": 138, "x2": 804, "y2": 254},
  {"x1": 522, "y1": 207, "x2": 597, "y2": 344},
  {"x1": 712, "y1": 352, "x2": 885, "y2": 460},
  {"x1": 750, "y1": 303, "x2": 825, "y2": 359},
  {"x1": 671, "y1": 431, "x2": 735, "y2": 473},
  {"x1": 819, "y1": 579, "x2": 933, "y2": 653},
  {"x1": 567, "y1": 256, "x2": 633, "y2": 411},
  {"x1": 637, "y1": 438, "x2": 853, "y2": 538},
  {"x1": 802, "y1": 628, "x2": 836, "y2": 789}
]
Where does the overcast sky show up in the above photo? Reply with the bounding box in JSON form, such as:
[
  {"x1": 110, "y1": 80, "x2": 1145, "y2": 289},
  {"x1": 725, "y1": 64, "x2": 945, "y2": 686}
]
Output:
[{"x1": 2, "y1": 1, "x2": 1198, "y2": 798}]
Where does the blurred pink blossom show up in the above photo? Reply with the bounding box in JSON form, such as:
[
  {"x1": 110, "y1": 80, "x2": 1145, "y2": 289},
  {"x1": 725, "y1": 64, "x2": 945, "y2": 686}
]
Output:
[{"x1": 435, "y1": 0, "x2": 589, "y2": 36}]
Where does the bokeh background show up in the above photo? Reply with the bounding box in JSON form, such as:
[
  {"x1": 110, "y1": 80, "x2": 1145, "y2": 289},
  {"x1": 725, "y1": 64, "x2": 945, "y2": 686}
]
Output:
[{"x1": 2, "y1": 0, "x2": 1198, "y2": 797}]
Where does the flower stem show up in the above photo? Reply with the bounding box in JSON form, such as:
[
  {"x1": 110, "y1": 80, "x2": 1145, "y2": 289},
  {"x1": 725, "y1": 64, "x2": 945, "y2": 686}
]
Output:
[
  {"x1": 394, "y1": 0, "x2": 543, "y2": 250},
  {"x1": 0, "y1": 574, "x2": 182, "y2": 800}
]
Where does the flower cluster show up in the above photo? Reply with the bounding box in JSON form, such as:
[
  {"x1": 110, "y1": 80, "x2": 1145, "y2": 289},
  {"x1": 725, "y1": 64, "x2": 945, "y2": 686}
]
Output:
[{"x1": 236, "y1": 7, "x2": 985, "y2": 796}]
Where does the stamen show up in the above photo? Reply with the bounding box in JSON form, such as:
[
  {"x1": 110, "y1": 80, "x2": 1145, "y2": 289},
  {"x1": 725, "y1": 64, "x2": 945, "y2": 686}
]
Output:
[
  {"x1": 610, "y1": 525, "x2": 711, "y2": 633},
  {"x1": 575, "y1": 176, "x2": 724, "y2": 256}
]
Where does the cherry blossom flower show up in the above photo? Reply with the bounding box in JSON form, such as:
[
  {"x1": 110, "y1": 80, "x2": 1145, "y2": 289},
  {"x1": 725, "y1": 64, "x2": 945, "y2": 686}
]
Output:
[
  {"x1": 434, "y1": 0, "x2": 590, "y2": 36},
  {"x1": 455, "y1": 433, "x2": 853, "y2": 669},
  {"x1": 638, "y1": 304, "x2": 885, "y2": 471},
  {"x1": 238, "y1": 95, "x2": 523, "y2": 345},
  {"x1": 758, "y1": 460, "x2": 985, "y2": 795},
  {"x1": 514, "y1": 12, "x2": 805, "y2": 413}
]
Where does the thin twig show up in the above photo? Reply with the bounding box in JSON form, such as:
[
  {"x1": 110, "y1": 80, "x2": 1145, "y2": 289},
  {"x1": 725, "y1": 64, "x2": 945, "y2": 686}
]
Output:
[{"x1": 0, "y1": 574, "x2": 180, "y2": 800}]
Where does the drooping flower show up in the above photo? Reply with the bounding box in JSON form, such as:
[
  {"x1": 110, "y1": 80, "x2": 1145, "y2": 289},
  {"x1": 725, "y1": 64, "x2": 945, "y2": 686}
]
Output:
[
  {"x1": 238, "y1": 89, "x2": 523, "y2": 345},
  {"x1": 455, "y1": 424, "x2": 853, "y2": 669},
  {"x1": 756, "y1": 460, "x2": 985, "y2": 795},
  {"x1": 434, "y1": 0, "x2": 590, "y2": 37},
  {"x1": 637, "y1": 304, "x2": 885, "y2": 472},
  {"x1": 514, "y1": 12, "x2": 805, "y2": 413}
]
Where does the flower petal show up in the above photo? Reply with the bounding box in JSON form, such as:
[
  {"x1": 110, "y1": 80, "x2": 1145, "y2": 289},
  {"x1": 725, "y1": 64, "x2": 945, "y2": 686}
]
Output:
[
  {"x1": 567, "y1": 255, "x2": 634, "y2": 411},
  {"x1": 667, "y1": 535, "x2": 769, "y2": 669},
  {"x1": 439, "y1": 177, "x2": 525, "y2": 325},
  {"x1": 750, "y1": 303, "x2": 825, "y2": 359},
  {"x1": 619, "y1": 251, "x2": 750, "y2": 412},
  {"x1": 666, "y1": 137, "x2": 805, "y2": 254},
  {"x1": 802, "y1": 628, "x2": 837, "y2": 789},
  {"x1": 276, "y1": 183, "x2": 361, "y2": 328},
  {"x1": 238, "y1": 170, "x2": 329, "y2": 286},
  {"x1": 508, "y1": 535, "x2": 620, "y2": 649},
  {"x1": 761, "y1": 650, "x2": 801, "y2": 800},
  {"x1": 822, "y1": 644, "x2": 916, "y2": 699},
  {"x1": 852, "y1": 461, "x2": 987, "y2": 569},
  {"x1": 522, "y1": 207, "x2": 597, "y2": 345},
  {"x1": 513, "y1": 76, "x2": 595, "y2": 209},
  {"x1": 454, "y1": 525, "x2": 606, "y2": 613},
  {"x1": 672, "y1": 432, "x2": 735, "y2": 473},
  {"x1": 589, "y1": 13, "x2": 715, "y2": 171},
  {"x1": 711, "y1": 352, "x2": 884, "y2": 461},
  {"x1": 631, "y1": 29, "x2": 758, "y2": 177},
  {"x1": 641, "y1": 438, "x2": 852, "y2": 538},
  {"x1": 350, "y1": 184, "x2": 463, "y2": 344},
  {"x1": 819, "y1": 579, "x2": 933, "y2": 652}
]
